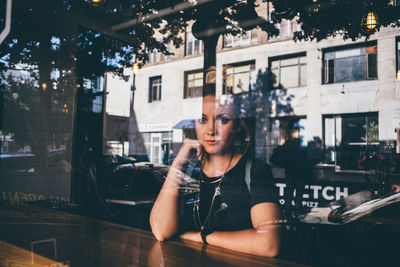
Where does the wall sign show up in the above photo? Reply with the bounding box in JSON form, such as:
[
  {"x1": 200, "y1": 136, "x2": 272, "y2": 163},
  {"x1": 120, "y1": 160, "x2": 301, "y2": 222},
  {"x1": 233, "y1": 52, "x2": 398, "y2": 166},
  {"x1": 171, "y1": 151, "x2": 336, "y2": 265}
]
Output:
[{"x1": 273, "y1": 179, "x2": 368, "y2": 208}]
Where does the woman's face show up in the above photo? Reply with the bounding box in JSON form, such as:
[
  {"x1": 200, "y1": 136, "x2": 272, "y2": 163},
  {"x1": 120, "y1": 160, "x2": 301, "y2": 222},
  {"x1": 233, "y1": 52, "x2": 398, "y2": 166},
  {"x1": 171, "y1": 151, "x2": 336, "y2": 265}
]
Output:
[{"x1": 195, "y1": 95, "x2": 236, "y2": 155}]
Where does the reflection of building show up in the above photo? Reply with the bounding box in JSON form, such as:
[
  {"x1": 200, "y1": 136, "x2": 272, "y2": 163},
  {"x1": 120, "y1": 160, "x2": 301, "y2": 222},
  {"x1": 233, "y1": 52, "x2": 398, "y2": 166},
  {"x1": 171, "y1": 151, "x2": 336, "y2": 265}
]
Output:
[
  {"x1": 103, "y1": 73, "x2": 131, "y2": 156},
  {"x1": 129, "y1": 3, "x2": 400, "y2": 170}
]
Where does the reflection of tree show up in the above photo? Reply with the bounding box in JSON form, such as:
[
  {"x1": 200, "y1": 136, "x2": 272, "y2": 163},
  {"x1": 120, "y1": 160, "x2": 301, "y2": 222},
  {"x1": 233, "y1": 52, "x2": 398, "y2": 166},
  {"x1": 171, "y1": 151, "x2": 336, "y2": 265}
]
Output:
[
  {"x1": 266, "y1": 65, "x2": 294, "y2": 116},
  {"x1": 1, "y1": 70, "x2": 74, "y2": 168},
  {"x1": 268, "y1": 90, "x2": 294, "y2": 116},
  {"x1": 219, "y1": 68, "x2": 294, "y2": 161},
  {"x1": 363, "y1": 120, "x2": 379, "y2": 145},
  {"x1": 1, "y1": 74, "x2": 36, "y2": 150}
]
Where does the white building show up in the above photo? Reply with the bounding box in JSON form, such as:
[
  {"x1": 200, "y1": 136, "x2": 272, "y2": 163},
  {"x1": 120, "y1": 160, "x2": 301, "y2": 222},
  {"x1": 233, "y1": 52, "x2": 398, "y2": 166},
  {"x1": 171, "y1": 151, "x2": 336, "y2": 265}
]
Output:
[{"x1": 129, "y1": 9, "x2": 400, "y2": 171}]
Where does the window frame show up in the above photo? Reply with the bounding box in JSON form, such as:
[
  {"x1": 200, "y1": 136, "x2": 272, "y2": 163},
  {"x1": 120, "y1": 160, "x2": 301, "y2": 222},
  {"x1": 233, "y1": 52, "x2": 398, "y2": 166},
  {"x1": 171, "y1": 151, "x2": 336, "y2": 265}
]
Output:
[
  {"x1": 268, "y1": 8, "x2": 301, "y2": 40},
  {"x1": 145, "y1": 38, "x2": 171, "y2": 64},
  {"x1": 185, "y1": 29, "x2": 204, "y2": 56},
  {"x1": 396, "y1": 36, "x2": 400, "y2": 79},
  {"x1": 183, "y1": 69, "x2": 203, "y2": 99},
  {"x1": 223, "y1": 29, "x2": 257, "y2": 49},
  {"x1": 269, "y1": 52, "x2": 307, "y2": 89},
  {"x1": 269, "y1": 116, "x2": 308, "y2": 148},
  {"x1": 148, "y1": 76, "x2": 162, "y2": 103},
  {"x1": 322, "y1": 112, "x2": 379, "y2": 169},
  {"x1": 322, "y1": 42, "x2": 378, "y2": 84},
  {"x1": 222, "y1": 60, "x2": 256, "y2": 95}
]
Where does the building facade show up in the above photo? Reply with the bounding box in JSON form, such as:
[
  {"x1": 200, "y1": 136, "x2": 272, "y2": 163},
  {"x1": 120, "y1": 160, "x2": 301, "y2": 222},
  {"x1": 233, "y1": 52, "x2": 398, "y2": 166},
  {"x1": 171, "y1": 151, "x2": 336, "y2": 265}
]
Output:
[{"x1": 129, "y1": 7, "x2": 400, "y2": 172}]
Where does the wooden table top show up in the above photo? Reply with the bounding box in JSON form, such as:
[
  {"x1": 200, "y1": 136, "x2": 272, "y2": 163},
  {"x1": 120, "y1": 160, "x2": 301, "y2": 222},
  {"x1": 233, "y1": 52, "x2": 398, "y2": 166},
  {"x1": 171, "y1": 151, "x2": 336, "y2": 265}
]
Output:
[{"x1": 0, "y1": 205, "x2": 308, "y2": 267}]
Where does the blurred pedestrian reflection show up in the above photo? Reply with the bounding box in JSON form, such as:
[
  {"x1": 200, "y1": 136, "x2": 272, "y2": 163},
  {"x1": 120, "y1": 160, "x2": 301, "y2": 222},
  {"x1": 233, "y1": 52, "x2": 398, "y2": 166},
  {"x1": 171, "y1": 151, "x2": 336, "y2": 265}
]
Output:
[{"x1": 270, "y1": 129, "x2": 313, "y2": 217}]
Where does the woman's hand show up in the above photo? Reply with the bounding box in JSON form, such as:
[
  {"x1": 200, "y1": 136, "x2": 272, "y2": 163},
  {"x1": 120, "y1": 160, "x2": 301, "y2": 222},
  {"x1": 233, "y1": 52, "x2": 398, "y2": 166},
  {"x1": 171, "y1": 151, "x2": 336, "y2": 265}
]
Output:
[
  {"x1": 150, "y1": 138, "x2": 202, "y2": 242},
  {"x1": 171, "y1": 138, "x2": 202, "y2": 169}
]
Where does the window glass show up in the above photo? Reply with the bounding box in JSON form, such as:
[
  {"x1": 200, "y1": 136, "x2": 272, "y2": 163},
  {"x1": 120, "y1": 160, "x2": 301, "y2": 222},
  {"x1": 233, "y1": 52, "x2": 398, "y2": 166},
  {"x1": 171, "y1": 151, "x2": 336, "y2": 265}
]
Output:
[
  {"x1": 270, "y1": 55, "x2": 306, "y2": 88},
  {"x1": 299, "y1": 56, "x2": 307, "y2": 64},
  {"x1": 268, "y1": 9, "x2": 299, "y2": 40},
  {"x1": 1, "y1": 2, "x2": 399, "y2": 266},
  {"x1": 270, "y1": 117, "x2": 307, "y2": 148},
  {"x1": 271, "y1": 68, "x2": 280, "y2": 87},
  {"x1": 146, "y1": 39, "x2": 171, "y2": 63},
  {"x1": 223, "y1": 62, "x2": 255, "y2": 94},
  {"x1": 279, "y1": 19, "x2": 290, "y2": 38},
  {"x1": 323, "y1": 113, "x2": 378, "y2": 170},
  {"x1": 367, "y1": 53, "x2": 378, "y2": 79},
  {"x1": 184, "y1": 70, "x2": 203, "y2": 98},
  {"x1": 335, "y1": 56, "x2": 366, "y2": 82},
  {"x1": 324, "y1": 118, "x2": 336, "y2": 148},
  {"x1": 186, "y1": 30, "x2": 203, "y2": 56},
  {"x1": 397, "y1": 39, "x2": 400, "y2": 78},
  {"x1": 223, "y1": 30, "x2": 255, "y2": 48},
  {"x1": 280, "y1": 65, "x2": 299, "y2": 88},
  {"x1": 233, "y1": 72, "x2": 250, "y2": 93},
  {"x1": 323, "y1": 44, "x2": 377, "y2": 83},
  {"x1": 149, "y1": 76, "x2": 162, "y2": 102},
  {"x1": 234, "y1": 65, "x2": 250, "y2": 73},
  {"x1": 224, "y1": 35, "x2": 233, "y2": 47},
  {"x1": 271, "y1": 60, "x2": 279, "y2": 68},
  {"x1": 335, "y1": 47, "x2": 363, "y2": 58},
  {"x1": 281, "y1": 57, "x2": 299, "y2": 66}
]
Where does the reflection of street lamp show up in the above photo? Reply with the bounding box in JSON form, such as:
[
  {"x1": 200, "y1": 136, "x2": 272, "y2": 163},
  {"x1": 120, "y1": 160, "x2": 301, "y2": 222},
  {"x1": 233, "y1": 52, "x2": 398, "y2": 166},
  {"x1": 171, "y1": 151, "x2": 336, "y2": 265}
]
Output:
[
  {"x1": 361, "y1": 11, "x2": 378, "y2": 33},
  {"x1": 88, "y1": 0, "x2": 106, "y2": 7},
  {"x1": 131, "y1": 63, "x2": 139, "y2": 91},
  {"x1": 130, "y1": 63, "x2": 140, "y2": 116}
]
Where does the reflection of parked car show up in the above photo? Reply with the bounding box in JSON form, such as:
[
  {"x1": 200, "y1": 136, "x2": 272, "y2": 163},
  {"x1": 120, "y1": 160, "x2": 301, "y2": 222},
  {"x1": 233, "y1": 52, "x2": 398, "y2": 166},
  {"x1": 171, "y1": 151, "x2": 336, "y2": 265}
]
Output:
[
  {"x1": 103, "y1": 162, "x2": 168, "y2": 229},
  {"x1": 0, "y1": 153, "x2": 35, "y2": 173},
  {"x1": 0, "y1": 149, "x2": 70, "y2": 174},
  {"x1": 127, "y1": 154, "x2": 150, "y2": 163},
  {"x1": 107, "y1": 163, "x2": 167, "y2": 199}
]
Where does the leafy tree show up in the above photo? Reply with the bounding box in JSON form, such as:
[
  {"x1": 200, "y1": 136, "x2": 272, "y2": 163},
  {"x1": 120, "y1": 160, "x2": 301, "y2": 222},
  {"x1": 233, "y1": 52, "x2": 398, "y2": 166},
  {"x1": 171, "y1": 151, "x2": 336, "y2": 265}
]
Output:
[{"x1": 271, "y1": 0, "x2": 400, "y2": 42}]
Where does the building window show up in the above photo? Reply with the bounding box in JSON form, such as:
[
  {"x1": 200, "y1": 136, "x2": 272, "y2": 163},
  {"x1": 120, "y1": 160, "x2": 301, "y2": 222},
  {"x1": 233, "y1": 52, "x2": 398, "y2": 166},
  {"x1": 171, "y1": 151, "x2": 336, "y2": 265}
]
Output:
[
  {"x1": 270, "y1": 117, "x2": 307, "y2": 148},
  {"x1": 270, "y1": 54, "x2": 307, "y2": 89},
  {"x1": 147, "y1": 49, "x2": 170, "y2": 64},
  {"x1": 223, "y1": 61, "x2": 256, "y2": 94},
  {"x1": 396, "y1": 37, "x2": 400, "y2": 80},
  {"x1": 323, "y1": 43, "x2": 378, "y2": 84},
  {"x1": 223, "y1": 29, "x2": 258, "y2": 48},
  {"x1": 149, "y1": 76, "x2": 162, "y2": 102},
  {"x1": 323, "y1": 113, "x2": 379, "y2": 170},
  {"x1": 146, "y1": 40, "x2": 171, "y2": 64},
  {"x1": 185, "y1": 30, "x2": 203, "y2": 56},
  {"x1": 184, "y1": 70, "x2": 203, "y2": 98},
  {"x1": 276, "y1": 19, "x2": 300, "y2": 39},
  {"x1": 268, "y1": 9, "x2": 301, "y2": 40}
]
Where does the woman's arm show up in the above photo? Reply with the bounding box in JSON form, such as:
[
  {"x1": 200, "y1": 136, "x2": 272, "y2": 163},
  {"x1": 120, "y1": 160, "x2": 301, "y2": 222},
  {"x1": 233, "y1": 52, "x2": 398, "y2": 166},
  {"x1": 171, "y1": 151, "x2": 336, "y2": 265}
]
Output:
[
  {"x1": 180, "y1": 202, "x2": 281, "y2": 257},
  {"x1": 150, "y1": 139, "x2": 200, "y2": 241},
  {"x1": 149, "y1": 164, "x2": 182, "y2": 241}
]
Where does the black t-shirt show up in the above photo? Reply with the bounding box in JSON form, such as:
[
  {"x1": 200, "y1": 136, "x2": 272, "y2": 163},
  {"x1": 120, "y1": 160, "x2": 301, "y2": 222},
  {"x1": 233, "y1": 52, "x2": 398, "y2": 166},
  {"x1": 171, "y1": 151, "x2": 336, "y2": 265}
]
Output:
[{"x1": 182, "y1": 155, "x2": 278, "y2": 232}]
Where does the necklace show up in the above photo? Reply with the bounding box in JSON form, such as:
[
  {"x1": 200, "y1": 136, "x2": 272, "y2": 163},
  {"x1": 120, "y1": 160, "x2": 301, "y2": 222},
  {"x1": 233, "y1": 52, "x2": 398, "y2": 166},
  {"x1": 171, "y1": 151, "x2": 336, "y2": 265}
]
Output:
[{"x1": 193, "y1": 153, "x2": 234, "y2": 231}]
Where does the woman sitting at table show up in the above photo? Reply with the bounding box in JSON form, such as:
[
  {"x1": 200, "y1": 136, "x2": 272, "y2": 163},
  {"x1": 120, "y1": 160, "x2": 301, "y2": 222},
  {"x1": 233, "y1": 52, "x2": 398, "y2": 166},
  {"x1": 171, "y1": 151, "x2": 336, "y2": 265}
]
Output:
[{"x1": 149, "y1": 86, "x2": 281, "y2": 257}]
